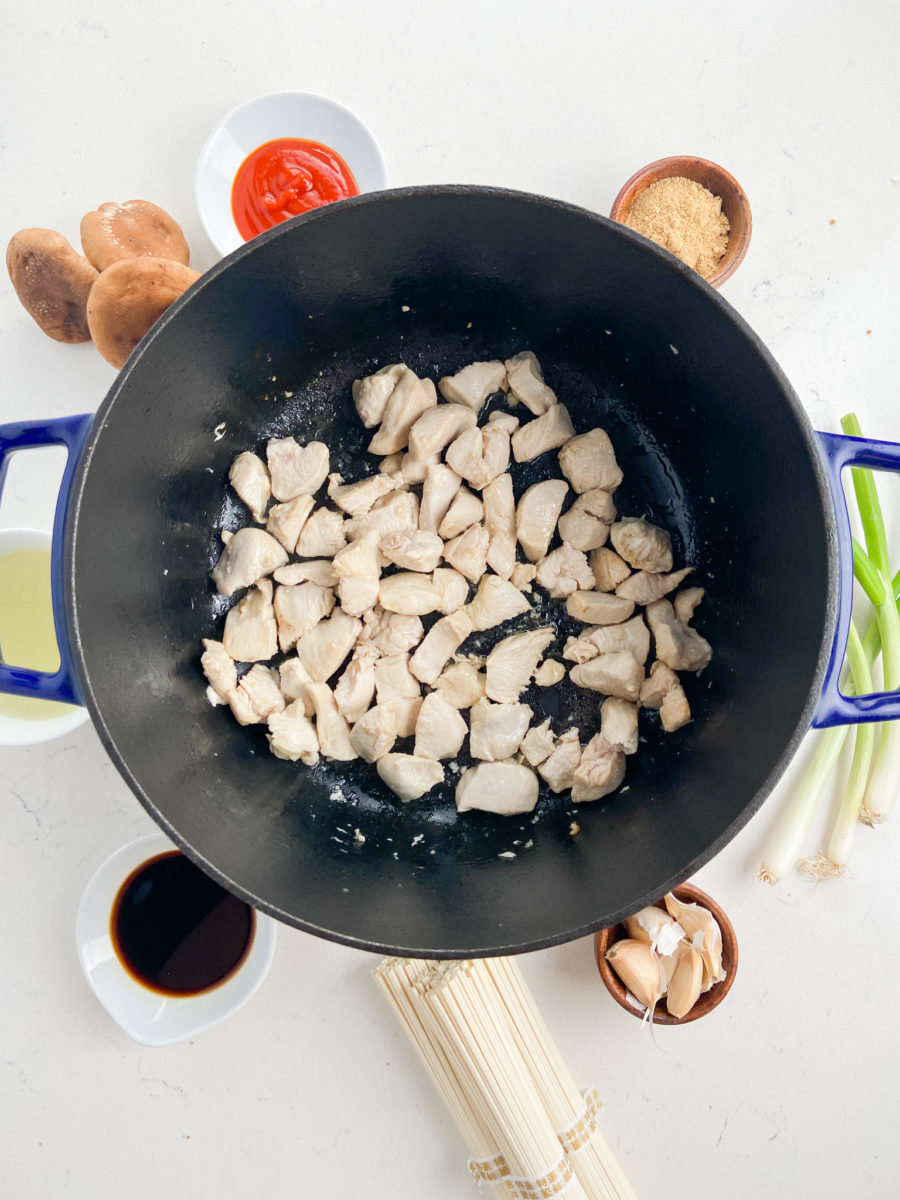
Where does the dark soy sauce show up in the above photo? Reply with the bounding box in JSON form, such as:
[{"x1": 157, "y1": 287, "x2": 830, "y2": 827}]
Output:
[{"x1": 111, "y1": 851, "x2": 255, "y2": 996}]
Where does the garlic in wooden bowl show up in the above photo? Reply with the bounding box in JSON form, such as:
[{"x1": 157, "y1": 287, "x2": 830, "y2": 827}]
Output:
[{"x1": 594, "y1": 882, "x2": 738, "y2": 1025}]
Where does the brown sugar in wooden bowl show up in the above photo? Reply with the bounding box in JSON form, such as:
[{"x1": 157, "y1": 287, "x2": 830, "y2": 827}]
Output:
[
  {"x1": 610, "y1": 156, "x2": 752, "y2": 288},
  {"x1": 594, "y1": 882, "x2": 738, "y2": 1025}
]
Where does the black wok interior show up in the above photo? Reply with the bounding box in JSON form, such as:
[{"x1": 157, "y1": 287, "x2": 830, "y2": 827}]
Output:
[{"x1": 66, "y1": 187, "x2": 836, "y2": 956}]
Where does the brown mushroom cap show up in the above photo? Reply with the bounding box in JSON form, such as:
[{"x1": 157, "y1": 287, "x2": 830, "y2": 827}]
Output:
[
  {"x1": 87, "y1": 257, "x2": 199, "y2": 368},
  {"x1": 6, "y1": 228, "x2": 99, "y2": 343},
  {"x1": 80, "y1": 200, "x2": 190, "y2": 271}
]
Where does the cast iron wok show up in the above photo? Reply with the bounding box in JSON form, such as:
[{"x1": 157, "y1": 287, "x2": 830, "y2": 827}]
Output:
[{"x1": 58, "y1": 187, "x2": 845, "y2": 955}]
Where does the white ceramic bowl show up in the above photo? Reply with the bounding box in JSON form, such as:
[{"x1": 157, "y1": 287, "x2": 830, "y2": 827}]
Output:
[
  {"x1": 195, "y1": 91, "x2": 389, "y2": 257},
  {"x1": 75, "y1": 832, "x2": 277, "y2": 1046},
  {"x1": 0, "y1": 528, "x2": 89, "y2": 746}
]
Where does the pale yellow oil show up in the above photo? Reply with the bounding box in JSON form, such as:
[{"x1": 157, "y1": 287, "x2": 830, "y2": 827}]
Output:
[{"x1": 0, "y1": 549, "x2": 78, "y2": 721}]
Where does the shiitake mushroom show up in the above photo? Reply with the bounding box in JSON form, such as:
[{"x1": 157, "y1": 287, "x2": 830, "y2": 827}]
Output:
[
  {"x1": 6, "y1": 228, "x2": 99, "y2": 343},
  {"x1": 81, "y1": 200, "x2": 190, "y2": 271},
  {"x1": 87, "y1": 257, "x2": 199, "y2": 368}
]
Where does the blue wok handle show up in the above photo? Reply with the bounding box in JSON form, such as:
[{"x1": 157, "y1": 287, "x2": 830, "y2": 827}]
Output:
[
  {"x1": 0, "y1": 414, "x2": 93, "y2": 707},
  {"x1": 813, "y1": 430, "x2": 900, "y2": 727}
]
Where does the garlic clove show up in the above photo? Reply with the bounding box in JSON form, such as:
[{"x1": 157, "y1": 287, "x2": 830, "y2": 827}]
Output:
[
  {"x1": 605, "y1": 938, "x2": 665, "y2": 1011},
  {"x1": 664, "y1": 893, "x2": 725, "y2": 990},
  {"x1": 623, "y1": 906, "x2": 686, "y2": 958},
  {"x1": 666, "y1": 944, "x2": 704, "y2": 1018}
]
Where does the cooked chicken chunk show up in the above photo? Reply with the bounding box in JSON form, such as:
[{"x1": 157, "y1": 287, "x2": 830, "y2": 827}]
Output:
[
  {"x1": 660, "y1": 687, "x2": 691, "y2": 732},
  {"x1": 431, "y1": 567, "x2": 470, "y2": 614},
  {"x1": 273, "y1": 580, "x2": 335, "y2": 652},
  {"x1": 295, "y1": 609, "x2": 363, "y2": 682},
  {"x1": 565, "y1": 591, "x2": 634, "y2": 625},
  {"x1": 279, "y1": 655, "x2": 314, "y2": 709},
  {"x1": 533, "y1": 659, "x2": 565, "y2": 687},
  {"x1": 516, "y1": 479, "x2": 568, "y2": 561},
  {"x1": 673, "y1": 587, "x2": 705, "y2": 625},
  {"x1": 639, "y1": 661, "x2": 682, "y2": 709},
  {"x1": 409, "y1": 609, "x2": 474, "y2": 685},
  {"x1": 377, "y1": 753, "x2": 444, "y2": 801},
  {"x1": 211, "y1": 527, "x2": 288, "y2": 597},
  {"x1": 465, "y1": 574, "x2": 532, "y2": 631},
  {"x1": 394, "y1": 450, "x2": 440, "y2": 484},
  {"x1": 442, "y1": 523, "x2": 490, "y2": 583},
  {"x1": 327, "y1": 471, "x2": 402, "y2": 518},
  {"x1": 469, "y1": 698, "x2": 533, "y2": 761},
  {"x1": 368, "y1": 368, "x2": 437, "y2": 455},
  {"x1": 234, "y1": 664, "x2": 285, "y2": 723},
  {"x1": 295, "y1": 508, "x2": 347, "y2": 557},
  {"x1": 349, "y1": 703, "x2": 399, "y2": 762},
  {"x1": 201, "y1": 638, "x2": 238, "y2": 703},
  {"x1": 229, "y1": 451, "x2": 270, "y2": 522},
  {"x1": 266, "y1": 438, "x2": 330, "y2": 501},
  {"x1": 334, "y1": 643, "x2": 380, "y2": 722},
  {"x1": 564, "y1": 615, "x2": 651, "y2": 666},
  {"x1": 570, "y1": 651, "x2": 643, "y2": 701},
  {"x1": 537, "y1": 728, "x2": 582, "y2": 792},
  {"x1": 445, "y1": 424, "x2": 510, "y2": 491},
  {"x1": 511, "y1": 562, "x2": 537, "y2": 591},
  {"x1": 267, "y1": 701, "x2": 320, "y2": 765},
  {"x1": 438, "y1": 360, "x2": 506, "y2": 411},
  {"x1": 600, "y1": 697, "x2": 639, "y2": 755},
  {"x1": 374, "y1": 652, "x2": 421, "y2": 703},
  {"x1": 408, "y1": 403, "x2": 477, "y2": 461},
  {"x1": 273, "y1": 559, "x2": 337, "y2": 587},
  {"x1": 590, "y1": 547, "x2": 631, "y2": 592},
  {"x1": 571, "y1": 735, "x2": 626, "y2": 803},
  {"x1": 379, "y1": 572, "x2": 442, "y2": 616},
  {"x1": 485, "y1": 628, "x2": 554, "y2": 703},
  {"x1": 419, "y1": 463, "x2": 462, "y2": 534},
  {"x1": 511, "y1": 403, "x2": 575, "y2": 463},
  {"x1": 455, "y1": 761, "x2": 539, "y2": 815},
  {"x1": 346, "y1": 491, "x2": 419, "y2": 544},
  {"x1": 558, "y1": 428, "x2": 623, "y2": 493},
  {"x1": 414, "y1": 692, "x2": 468, "y2": 760},
  {"x1": 433, "y1": 661, "x2": 485, "y2": 709},
  {"x1": 520, "y1": 718, "x2": 556, "y2": 767},
  {"x1": 389, "y1": 696, "x2": 423, "y2": 738},
  {"x1": 438, "y1": 486, "x2": 484, "y2": 539},
  {"x1": 645, "y1": 599, "x2": 713, "y2": 672},
  {"x1": 266, "y1": 493, "x2": 315, "y2": 554},
  {"x1": 302, "y1": 682, "x2": 357, "y2": 760},
  {"x1": 504, "y1": 351, "x2": 557, "y2": 415},
  {"x1": 557, "y1": 489, "x2": 616, "y2": 552},
  {"x1": 485, "y1": 410, "x2": 519, "y2": 434},
  {"x1": 482, "y1": 474, "x2": 517, "y2": 580},
  {"x1": 610, "y1": 517, "x2": 673, "y2": 573},
  {"x1": 380, "y1": 529, "x2": 444, "y2": 573},
  {"x1": 364, "y1": 607, "x2": 424, "y2": 656},
  {"x1": 616, "y1": 567, "x2": 692, "y2": 605},
  {"x1": 534, "y1": 542, "x2": 594, "y2": 598},
  {"x1": 223, "y1": 580, "x2": 279, "y2": 662},
  {"x1": 332, "y1": 532, "x2": 382, "y2": 616},
  {"x1": 352, "y1": 363, "x2": 405, "y2": 428}
]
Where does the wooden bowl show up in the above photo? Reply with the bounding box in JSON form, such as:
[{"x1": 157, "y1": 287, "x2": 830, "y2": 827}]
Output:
[
  {"x1": 609, "y1": 156, "x2": 752, "y2": 288},
  {"x1": 594, "y1": 882, "x2": 738, "y2": 1025}
]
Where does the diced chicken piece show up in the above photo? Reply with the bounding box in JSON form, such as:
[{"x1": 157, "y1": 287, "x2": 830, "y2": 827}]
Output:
[
  {"x1": 617, "y1": 567, "x2": 692, "y2": 605},
  {"x1": 223, "y1": 580, "x2": 279, "y2": 662},
  {"x1": 645, "y1": 599, "x2": 713, "y2": 672},
  {"x1": 414, "y1": 692, "x2": 468, "y2": 760},
  {"x1": 445, "y1": 424, "x2": 511, "y2": 491},
  {"x1": 389, "y1": 697, "x2": 423, "y2": 738},
  {"x1": 482, "y1": 474, "x2": 517, "y2": 580},
  {"x1": 562, "y1": 628, "x2": 604, "y2": 664},
  {"x1": 674, "y1": 587, "x2": 705, "y2": 625},
  {"x1": 438, "y1": 360, "x2": 506, "y2": 411},
  {"x1": 334, "y1": 643, "x2": 380, "y2": 722},
  {"x1": 379, "y1": 451, "x2": 403, "y2": 476},
  {"x1": 537, "y1": 728, "x2": 582, "y2": 792},
  {"x1": 235, "y1": 664, "x2": 286, "y2": 722},
  {"x1": 557, "y1": 489, "x2": 616, "y2": 552},
  {"x1": 465, "y1": 574, "x2": 531, "y2": 631},
  {"x1": 485, "y1": 628, "x2": 555, "y2": 703},
  {"x1": 511, "y1": 403, "x2": 575, "y2": 463},
  {"x1": 419, "y1": 463, "x2": 462, "y2": 534},
  {"x1": 273, "y1": 560, "x2": 337, "y2": 587},
  {"x1": 660, "y1": 687, "x2": 691, "y2": 732},
  {"x1": 520, "y1": 718, "x2": 556, "y2": 767},
  {"x1": 486, "y1": 411, "x2": 519, "y2": 434},
  {"x1": 397, "y1": 450, "x2": 440, "y2": 484},
  {"x1": 438, "y1": 486, "x2": 484, "y2": 539},
  {"x1": 409, "y1": 609, "x2": 474, "y2": 685},
  {"x1": 511, "y1": 562, "x2": 537, "y2": 591},
  {"x1": 201, "y1": 638, "x2": 238, "y2": 703},
  {"x1": 279, "y1": 655, "x2": 314, "y2": 711},
  {"x1": 368, "y1": 368, "x2": 437, "y2": 455},
  {"x1": 211, "y1": 527, "x2": 288, "y2": 597},
  {"x1": 570, "y1": 652, "x2": 643, "y2": 701},
  {"x1": 349, "y1": 704, "x2": 399, "y2": 762},
  {"x1": 332, "y1": 532, "x2": 382, "y2": 617},
  {"x1": 533, "y1": 660, "x2": 565, "y2": 687},
  {"x1": 566, "y1": 615, "x2": 651, "y2": 666},
  {"x1": 600, "y1": 697, "x2": 639, "y2": 755},
  {"x1": 534, "y1": 542, "x2": 594, "y2": 598},
  {"x1": 639, "y1": 660, "x2": 682, "y2": 709},
  {"x1": 327, "y1": 472, "x2": 402, "y2": 517},
  {"x1": 433, "y1": 661, "x2": 485, "y2": 709},
  {"x1": 431, "y1": 567, "x2": 470, "y2": 614},
  {"x1": 591, "y1": 547, "x2": 631, "y2": 592},
  {"x1": 302, "y1": 682, "x2": 357, "y2": 760},
  {"x1": 229, "y1": 451, "x2": 270, "y2": 522},
  {"x1": 504, "y1": 351, "x2": 557, "y2": 415},
  {"x1": 610, "y1": 517, "x2": 673, "y2": 573},
  {"x1": 266, "y1": 438, "x2": 330, "y2": 501},
  {"x1": 456, "y1": 761, "x2": 539, "y2": 815},
  {"x1": 273, "y1": 580, "x2": 335, "y2": 652},
  {"x1": 352, "y1": 363, "x2": 405, "y2": 428},
  {"x1": 442, "y1": 523, "x2": 490, "y2": 583},
  {"x1": 566, "y1": 591, "x2": 635, "y2": 625},
  {"x1": 571, "y1": 734, "x2": 626, "y2": 803},
  {"x1": 267, "y1": 701, "x2": 320, "y2": 765},
  {"x1": 516, "y1": 479, "x2": 568, "y2": 561},
  {"x1": 408, "y1": 403, "x2": 477, "y2": 461},
  {"x1": 365, "y1": 607, "x2": 425, "y2": 656},
  {"x1": 346, "y1": 491, "x2": 419, "y2": 544},
  {"x1": 469, "y1": 698, "x2": 533, "y2": 761},
  {"x1": 379, "y1": 572, "x2": 442, "y2": 616},
  {"x1": 295, "y1": 508, "x2": 347, "y2": 557},
  {"x1": 380, "y1": 529, "x2": 444, "y2": 573},
  {"x1": 377, "y1": 753, "x2": 444, "y2": 801},
  {"x1": 295, "y1": 609, "x2": 363, "y2": 682},
  {"x1": 558, "y1": 428, "x2": 623, "y2": 493},
  {"x1": 266, "y1": 493, "x2": 315, "y2": 554},
  {"x1": 374, "y1": 652, "x2": 421, "y2": 703}
]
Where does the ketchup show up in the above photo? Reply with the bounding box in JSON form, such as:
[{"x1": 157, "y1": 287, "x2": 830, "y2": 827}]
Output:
[{"x1": 231, "y1": 137, "x2": 359, "y2": 240}]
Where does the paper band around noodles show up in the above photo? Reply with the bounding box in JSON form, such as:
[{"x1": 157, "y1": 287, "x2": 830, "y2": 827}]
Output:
[
  {"x1": 468, "y1": 1153, "x2": 510, "y2": 1184},
  {"x1": 556, "y1": 1085, "x2": 603, "y2": 1155},
  {"x1": 468, "y1": 1152, "x2": 575, "y2": 1198}
]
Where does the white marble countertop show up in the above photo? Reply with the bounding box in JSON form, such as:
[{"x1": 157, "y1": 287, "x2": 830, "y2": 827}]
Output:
[{"x1": 3, "y1": 3, "x2": 900, "y2": 1197}]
